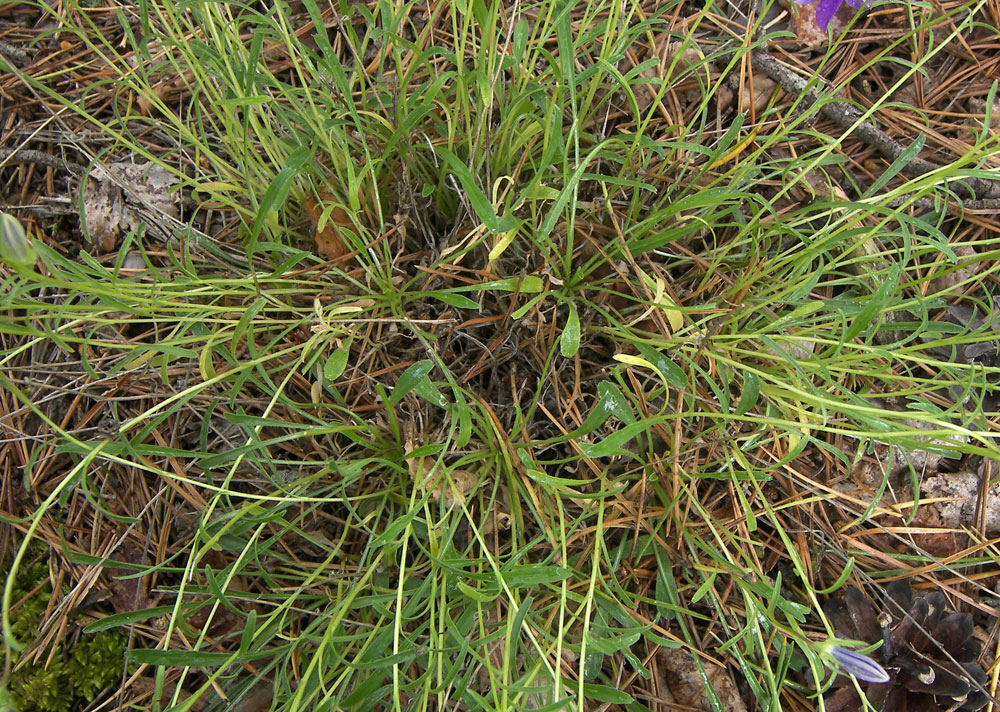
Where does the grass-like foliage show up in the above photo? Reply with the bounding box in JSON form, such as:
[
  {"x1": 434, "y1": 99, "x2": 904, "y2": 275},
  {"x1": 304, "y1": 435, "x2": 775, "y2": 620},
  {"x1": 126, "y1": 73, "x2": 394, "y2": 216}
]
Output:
[{"x1": 2, "y1": 0, "x2": 999, "y2": 711}]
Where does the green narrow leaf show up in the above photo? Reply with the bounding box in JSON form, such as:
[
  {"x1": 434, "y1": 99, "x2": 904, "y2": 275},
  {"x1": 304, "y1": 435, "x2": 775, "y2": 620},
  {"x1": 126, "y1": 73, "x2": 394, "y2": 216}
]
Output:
[
  {"x1": 388, "y1": 360, "x2": 434, "y2": 408},
  {"x1": 539, "y1": 138, "x2": 615, "y2": 239},
  {"x1": 413, "y1": 377, "x2": 448, "y2": 408},
  {"x1": 560, "y1": 303, "x2": 580, "y2": 357},
  {"x1": 865, "y1": 134, "x2": 925, "y2": 196},
  {"x1": 436, "y1": 146, "x2": 514, "y2": 233},
  {"x1": 734, "y1": 371, "x2": 760, "y2": 415},
  {"x1": 579, "y1": 419, "x2": 656, "y2": 459},
  {"x1": 248, "y1": 145, "x2": 313, "y2": 251},
  {"x1": 527, "y1": 468, "x2": 595, "y2": 489},
  {"x1": 324, "y1": 343, "x2": 351, "y2": 382},
  {"x1": 457, "y1": 580, "x2": 500, "y2": 603},
  {"x1": 230, "y1": 297, "x2": 265, "y2": 353},
  {"x1": 707, "y1": 112, "x2": 745, "y2": 163},
  {"x1": 0, "y1": 212, "x2": 36, "y2": 269},
  {"x1": 354, "y1": 647, "x2": 420, "y2": 669},
  {"x1": 691, "y1": 571, "x2": 717, "y2": 604},
  {"x1": 509, "y1": 596, "x2": 534, "y2": 647},
  {"x1": 511, "y1": 14, "x2": 528, "y2": 58},
  {"x1": 572, "y1": 381, "x2": 636, "y2": 437},
  {"x1": 457, "y1": 276, "x2": 545, "y2": 294},
  {"x1": 340, "y1": 673, "x2": 385, "y2": 708},
  {"x1": 846, "y1": 263, "x2": 900, "y2": 343},
  {"x1": 204, "y1": 566, "x2": 243, "y2": 616},
  {"x1": 429, "y1": 292, "x2": 480, "y2": 309},
  {"x1": 83, "y1": 605, "x2": 178, "y2": 633},
  {"x1": 299, "y1": 0, "x2": 334, "y2": 55},
  {"x1": 239, "y1": 610, "x2": 256, "y2": 655},
  {"x1": 502, "y1": 565, "x2": 573, "y2": 587},
  {"x1": 454, "y1": 392, "x2": 472, "y2": 448},
  {"x1": 198, "y1": 337, "x2": 217, "y2": 381},
  {"x1": 511, "y1": 293, "x2": 547, "y2": 319},
  {"x1": 633, "y1": 342, "x2": 687, "y2": 388},
  {"x1": 580, "y1": 683, "x2": 633, "y2": 705},
  {"x1": 598, "y1": 381, "x2": 636, "y2": 424},
  {"x1": 586, "y1": 630, "x2": 642, "y2": 656},
  {"x1": 369, "y1": 506, "x2": 422, "y2": 549},
  {"x1": 582, "y1": 651, "x2": 604, "y2": 679},
  {"x1": 127, "y1": 649, "x2": 238, "y2": 666},
  {"x1": 654, "y1": 548, "x2": 678, "y2": 622}
]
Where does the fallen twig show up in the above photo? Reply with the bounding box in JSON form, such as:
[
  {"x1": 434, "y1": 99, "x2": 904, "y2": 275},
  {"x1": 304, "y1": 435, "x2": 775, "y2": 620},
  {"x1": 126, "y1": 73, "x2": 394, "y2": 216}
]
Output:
[
  {"x1": 751, "y1": 49, "x2": 1000, "y2": 201},
  {"x1": 0, "y1": 146, "x2": 83, "y2": 173}
]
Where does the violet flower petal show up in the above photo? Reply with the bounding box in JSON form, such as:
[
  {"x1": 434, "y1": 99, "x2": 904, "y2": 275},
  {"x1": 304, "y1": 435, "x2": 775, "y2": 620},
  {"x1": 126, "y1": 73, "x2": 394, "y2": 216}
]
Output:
[
  {"x1": 814, "y1": 0, "x2": 844, "y2": 30},
  {"x1": 828, "y1": 646, "x2": 891, "y2": 684}
]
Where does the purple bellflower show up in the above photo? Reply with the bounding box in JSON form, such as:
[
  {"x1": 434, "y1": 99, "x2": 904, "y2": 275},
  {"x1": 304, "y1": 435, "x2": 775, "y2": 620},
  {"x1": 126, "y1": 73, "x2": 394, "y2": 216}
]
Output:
[
  {"x1": 794, "y1": 0, "x2": 869, "y2": 31},
  {"x1": 818, "y1": 640, "x2": 891, "y2": 684}
]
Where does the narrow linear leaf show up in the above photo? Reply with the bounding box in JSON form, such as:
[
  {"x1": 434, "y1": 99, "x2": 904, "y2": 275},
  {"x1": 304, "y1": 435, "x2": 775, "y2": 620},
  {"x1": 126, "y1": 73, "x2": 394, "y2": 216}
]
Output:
[
  {"x1": 865, "y1": 134, "x2": 925, "y2": 196},
  {"x1": 83, "y1": 605, "x2": 178, "y2": 633},
  {"x1": 436, "y1": 146, "x2": 507, "y2": 232},
  {"x1": 847, "y1": 263, "x2": 901, "y2": 343},
  {"x1": 580, "y1": 683, "x2": 634, "y2": 705},
  {"x1": 339, "y1": 673, "x2": 385, "y2": 708},
  {"x1": 429, "y1": 292, "x2": 480, "y2": 309},
  {"x1": 0, "y1": 212, "x2": 36, "y2": 268},
  {"x1": 199, "y1": 338, "x2": 217, "y2": 381},
  {"x1": 560, "y1": 303, "x2": 581, "y2": 357},
  {"x1": 540, "y1": 138, "x2": 615, "y2": 238},
  {"x1": 455, "y1": 276, "x2": 545, "y2": 294},
  {"x1": 631, "y1": 342, "x2": 688, "y2": 387},
  {"x1": 388, "y1": 360, "x2": 434, "y2": 408},
  {"x1": 527, "y1": 468, "x2": 595, "y2": 488},
  {"x1": 457, "y1": 580, "x2": 500, "y2": 603},
  {"x1": 502, "y1": 565, "x2": 573, "y2": 588},
  {"x1": 579, "y1": 419, "x2": 654, "y2": 458},
  {"x1": 239, "y1": 610, "x2": 256, "y2": 655},
  {"x1": 488, "y1": 229, "x2": 518, "y2": 261},
  {"x1": 413, "y1": 376, "x2": 448, "y2": 408},
  {"x1": 324, "y1": 345, "x2": 350, "y2": 382},
  {"x1": 249, "y1": 145, "x2": 313, "y2": 249},
  {"x1": 734, "y1": 371, "x2": 760, "y2": 415},
  {"x1": 511, "y1": 292, "x2": 550, "y2": 319},
  {"x1": 573, "y1": 381, "x2": 635, "y2": 437},
  {"x1": 230, "y1": 297, "x2": 265, "y2": 353},
  {"x1": 583, "y1": 651, "x2": 604, "y2": 679},
  {"x1": 127, "y1": 649, "x2": 238, "y2": 666}
]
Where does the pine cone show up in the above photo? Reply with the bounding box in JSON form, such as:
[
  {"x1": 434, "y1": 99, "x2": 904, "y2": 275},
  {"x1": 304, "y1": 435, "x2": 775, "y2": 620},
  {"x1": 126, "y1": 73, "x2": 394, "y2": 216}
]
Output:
[{"x1": 823, "y1": 581, "x2": 988, "y2": 712}]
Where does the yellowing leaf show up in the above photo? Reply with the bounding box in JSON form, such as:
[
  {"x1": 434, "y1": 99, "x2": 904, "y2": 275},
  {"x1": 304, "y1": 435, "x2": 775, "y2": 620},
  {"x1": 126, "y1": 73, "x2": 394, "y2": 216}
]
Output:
[
  {"x1": 614, "y1": 353, "x2": 653, "y2": 369},
  {"x1": 488, "y1": 229, "x2": 518, "y2": 262},
  {"x1": 635, "y1": 269, "x2": 684, "y2": 332},
  {"x1": 659, "y1": 292, "x2": 684, "y2": 332}
]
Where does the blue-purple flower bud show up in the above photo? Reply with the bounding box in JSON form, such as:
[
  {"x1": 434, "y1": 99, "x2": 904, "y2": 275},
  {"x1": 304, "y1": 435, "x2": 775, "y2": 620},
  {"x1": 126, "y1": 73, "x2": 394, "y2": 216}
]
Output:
[{"x1": 825, "y1": 644, "x2": 891, "y2": 683}]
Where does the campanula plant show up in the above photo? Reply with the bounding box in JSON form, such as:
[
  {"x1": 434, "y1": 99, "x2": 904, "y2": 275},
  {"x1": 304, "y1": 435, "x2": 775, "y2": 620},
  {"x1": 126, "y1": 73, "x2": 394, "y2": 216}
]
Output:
[
  {"x1": 795, "y1": 0, "x2": 870, "y2": 30},
  {"x1": 820, "y1": 642, "x2": 891, "y2": 683}
]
